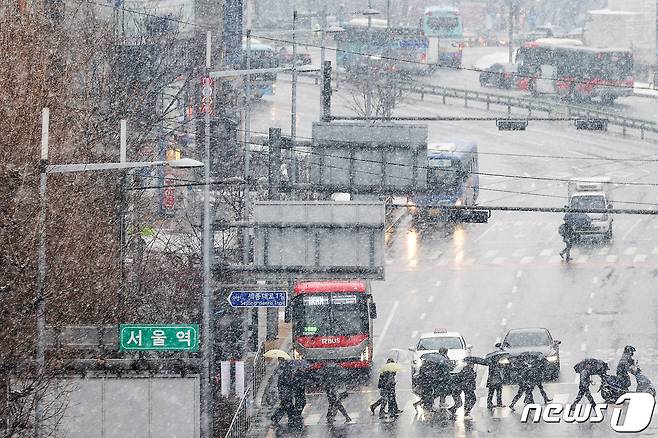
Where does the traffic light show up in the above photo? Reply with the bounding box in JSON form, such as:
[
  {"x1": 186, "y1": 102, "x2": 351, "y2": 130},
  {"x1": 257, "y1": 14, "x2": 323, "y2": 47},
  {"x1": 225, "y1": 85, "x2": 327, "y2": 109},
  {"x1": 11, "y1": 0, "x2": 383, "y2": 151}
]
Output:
[
  {"x1": 574, "y1": 119, "x2": 607, "y2": 130},
  {"x1": 496, "y1": 119, "x2": 528, "y2": 131}
]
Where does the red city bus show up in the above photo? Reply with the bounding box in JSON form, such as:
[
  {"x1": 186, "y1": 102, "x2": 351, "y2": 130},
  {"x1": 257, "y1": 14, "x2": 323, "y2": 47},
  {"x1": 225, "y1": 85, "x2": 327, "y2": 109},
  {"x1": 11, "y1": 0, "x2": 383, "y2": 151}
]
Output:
[
  {"x1": 289, "y1": 280, "x2": 377, "y2": 372},
  {"x1": 515, "y1": 40, "x2": 634, "y2": 104}
]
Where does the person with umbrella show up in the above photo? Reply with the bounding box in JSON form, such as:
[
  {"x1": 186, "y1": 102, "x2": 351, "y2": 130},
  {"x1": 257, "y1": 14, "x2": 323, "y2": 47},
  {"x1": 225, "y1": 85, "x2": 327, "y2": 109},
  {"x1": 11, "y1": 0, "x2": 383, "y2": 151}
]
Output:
[
  {"x1": 509, "y1": 354, "x2": 545, "y2": 411},
  {"x1": 616, "y1": 345, "x2": 636, "y2": 389},
  {"x1": 571, "y1": 358, "x2": 608, "y2": 409},
  {"x1": 371, "y1": 359, "x2": 403, "y2": 419},
  {"x1": 466, "y1": 351, "x2": 507, "y2": 409},
  {"x1": 447, "y1": 362, "x2": 477, "y2": 420},
  {"x1": 318, "y1": 362, "x2": 352, "y2": 424},
  {"x1": 413, "y1": 356, "x2": 441, "y2": 413}
]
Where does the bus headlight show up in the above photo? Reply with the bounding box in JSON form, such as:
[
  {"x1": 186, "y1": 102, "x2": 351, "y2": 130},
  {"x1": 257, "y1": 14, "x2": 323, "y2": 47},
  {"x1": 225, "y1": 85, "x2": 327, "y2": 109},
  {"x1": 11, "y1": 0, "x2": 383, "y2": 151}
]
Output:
[
  {"x1": 359, "y1": 346, "x2": 370, "y2": 362},
  {"x1": 546, "y1": 354, "x2": 559, "y2": 362},
  {"x1": 292, "y1": 349, "x2": 302, "y2": 360}
]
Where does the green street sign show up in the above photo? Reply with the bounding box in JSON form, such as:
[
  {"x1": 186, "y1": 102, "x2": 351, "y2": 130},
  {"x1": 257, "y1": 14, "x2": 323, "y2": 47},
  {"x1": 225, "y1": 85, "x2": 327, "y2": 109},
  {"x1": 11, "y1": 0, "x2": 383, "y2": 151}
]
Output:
[{"x1": 119, "y1": 324, "x2": 199, "y2": 351}]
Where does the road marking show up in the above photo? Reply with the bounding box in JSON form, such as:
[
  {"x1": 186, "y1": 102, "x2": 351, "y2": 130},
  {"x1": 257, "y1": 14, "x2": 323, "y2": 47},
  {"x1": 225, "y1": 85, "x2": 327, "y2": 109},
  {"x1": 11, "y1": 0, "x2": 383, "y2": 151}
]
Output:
[
  {"x1": 624, "y1": 247, "x2": 637, "y2": 256},
  {"x1": 606, "y1": 255, "x2": 618, "y2": 263},
  {"x1": 653, "y1": 247, "x2": 658, "y2": 255},
  {"x1": 590, "y1": 292, "x2": 595, "y2": 299},
  {"x1": 622, "y1": 219, "x2": 642, "y2": 241},
  {"x1": 512, "y1": 286, "x2": 518, "y2": 294},
  {"x1": 520, "y1": 256, "x2": 534, "y2": 264},
  {"x1": 540, "y1": 248, "x2": 553, "y2": 257},
  {"x1": 634, "y1": 254, "x2": 647, "y2": 263},
  {"x1": 587, "y1": 307, "x2": 593, "y2": 315},
  {"x1": 581, "y1": 343, "x2": 587, "y2": 351},
  {"x1": 553, "y1": 393, "x2": 570, "y2": 404},
  {"x1": 428, "y1": 296, "x2": 435, "y2": 303},
  {"x1": 577, "y1": 255, "x2": 588, "y2": 263},
  {"x1": 476, "y1": 223, "x2": 497, "y2": 242},
  {"x1": 435, "y1": 280, "x2": 442, "y2": 287},
  {"x1": 491, "y1": 257, "x2": 505, "y2": 265},
  {"x1": 385, "y1": 259, "x2": 393, "y2": 265},
  {"x1": 584, "y1": 324, "x2": 589, "y2": 332},
  {"x1": 375, "y1": 300, "x2": 399, "y2": 353},
  {"x1": 479, "y1": 373, "x2": 488, "y2": 389},
  {"x1": 420, "y1": 313, "x2": 426, "y2": 320},
  {"x1": 409, "y1": 288, "x2": 417, "y2": 294},
  {"x1": 500, "y1": 318, "x2": 507, "y2": 326},
  {"x1": 592, "y1": 277, "x2": 598, "y2": 284},
  {"x1": 506, "y1": 302, "x2": 513, "y2": 309},
  {"x1": 598, "y1": 247, "x2": 610, "y2": 256},
  {"x1": 411, "y1": 330, "x2": 418, "y2": 338},
  {"x1": 485, "y1": 250, "x2": 498, "y2": 258},
  {"x1": 512, "y1": 249, "x2": 525, "y2": 257}
]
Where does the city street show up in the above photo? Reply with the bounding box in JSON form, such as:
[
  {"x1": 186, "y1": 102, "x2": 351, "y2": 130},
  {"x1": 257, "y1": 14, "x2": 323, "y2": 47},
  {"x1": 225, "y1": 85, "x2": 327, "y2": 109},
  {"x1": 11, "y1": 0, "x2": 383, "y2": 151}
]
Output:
[{"x1": 251, "y1": 49, "x2": 658, "y2": 437}]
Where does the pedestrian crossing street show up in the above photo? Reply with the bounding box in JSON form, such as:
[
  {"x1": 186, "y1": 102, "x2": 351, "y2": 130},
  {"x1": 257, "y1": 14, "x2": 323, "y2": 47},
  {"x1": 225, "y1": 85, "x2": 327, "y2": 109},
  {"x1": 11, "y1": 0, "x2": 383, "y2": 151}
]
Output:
[{"x1": 295, "y1": 382, "x2": 597, "y2": 427}]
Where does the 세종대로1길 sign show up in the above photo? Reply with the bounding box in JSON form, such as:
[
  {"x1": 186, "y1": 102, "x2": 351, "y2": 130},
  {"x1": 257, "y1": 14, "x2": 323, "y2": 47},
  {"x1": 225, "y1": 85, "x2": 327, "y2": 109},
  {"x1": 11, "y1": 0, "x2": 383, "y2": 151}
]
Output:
[{"x1": 119, "y1": 324, "x2": 199, "y2": 351}]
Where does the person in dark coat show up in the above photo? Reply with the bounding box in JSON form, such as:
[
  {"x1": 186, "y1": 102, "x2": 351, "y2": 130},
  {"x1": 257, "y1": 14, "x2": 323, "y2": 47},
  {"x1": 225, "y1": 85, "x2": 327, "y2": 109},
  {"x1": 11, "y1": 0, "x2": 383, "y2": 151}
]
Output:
[
  {"x1": 414, "y1": 360, "x2": 438, "y2": 412},
  {"x1": 290, "y1": 368, "x2": 307, "y2": 424},
  {"x1": 326, "y1": 382, "x2": 351, "y2": 424},
  {"x1": 448, "y1": 363, "x2": 477, "y2": 419},
  {"x1": 372, "y1": 359, "x2": 402, "y2": 419},
  {"x1": 436, "y1": 348, "x2": 454, "y2": 406},
  {"x1": 616, "y1": 345, "x2": 636, "y2": 389},
  {"x1": 271, "y1": 359, "x2": 296, "y2": 425},
  {"x1": 508, "y1": 362, "x2": 536, "y2": 411},
  {"x1": 486, "y1": 359, "x2": 504, "y2": 409},
  {"x1": 632, "y1": 367, "x2": 656, "y2": 398},
  {"x1": 527, "y1": 361, "x2": 552, "y2": 404},
  {"x1": 559, "y1": 221, "x2": 575, "y2": 262}
]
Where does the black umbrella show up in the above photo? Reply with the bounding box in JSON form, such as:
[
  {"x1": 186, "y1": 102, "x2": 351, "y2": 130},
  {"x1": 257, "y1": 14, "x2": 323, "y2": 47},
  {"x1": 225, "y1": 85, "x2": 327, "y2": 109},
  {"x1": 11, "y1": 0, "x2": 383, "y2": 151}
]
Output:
[
  {"x1": 484, "y1": 350, "x2": 510, "y2": 361},
  {"x1": 574, "y1": 358, "x2": 608, "y2": 375},
  {"x1": 421, "y1": 353, "x2": 453, "y2": 366},
  {"x1": 464, "y1": 356, "x2": 489, "y2": 366},
  {"x1": 564, "y1": 212, "x2": 592, "y2": 227}
]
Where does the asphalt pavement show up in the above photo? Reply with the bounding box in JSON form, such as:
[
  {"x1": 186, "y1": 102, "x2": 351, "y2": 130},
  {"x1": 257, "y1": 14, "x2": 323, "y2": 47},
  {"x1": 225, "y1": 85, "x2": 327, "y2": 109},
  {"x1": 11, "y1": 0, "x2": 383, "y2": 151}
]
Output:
[{"x1": 250, "y1": 60, "x2": 658, "y2": 438}]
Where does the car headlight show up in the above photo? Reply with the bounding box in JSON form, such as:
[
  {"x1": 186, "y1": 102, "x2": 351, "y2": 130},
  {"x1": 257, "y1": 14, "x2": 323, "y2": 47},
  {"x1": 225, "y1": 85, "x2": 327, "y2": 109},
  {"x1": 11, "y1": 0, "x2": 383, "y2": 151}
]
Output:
[
  {"x1": 498, "y1": 358, "x2": 510, "y2": 364},
  {"x1": 455, "y1": 199, "x2": 463, "y2": 207},
  {"x1": 359, "y1": 346, "x2": 370, "y2": 362},
  {"x1": 292, "y1": 349, "x2": 302, "y2": 360},
  {"x1": 546, "y1": 354, "x2": 559, "y2": 362}
]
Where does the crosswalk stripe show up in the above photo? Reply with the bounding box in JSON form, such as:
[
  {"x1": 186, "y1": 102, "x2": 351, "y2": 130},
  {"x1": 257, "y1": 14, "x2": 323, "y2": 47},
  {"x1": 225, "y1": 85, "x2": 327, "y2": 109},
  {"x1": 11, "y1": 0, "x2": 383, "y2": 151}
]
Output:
[
  {"x1": 520, "y1": 256, "x2": 534, "y2": 264},
  {"x1": 653, "y1": 247, "x2": 658, "y2": 255},
  {"x1": 624, "y1": 247, "x2": 637, "y2": 255},
  {"x1": 598, "y1": 247, "x2": 610, "y2": 256},
  {"x1": 606, "y1": 255, "x2": 618, "y2": 263},
  {"x1": 553, "y1": 393, "x2": 570, "y2": 404},
  {"x1": 576, "y1": 255, "x2": 588, "y2": 263},
  {"x1": 491, "y1": 257, "x2": 505, "y2": 265},
  {"x1": 634, "y1": 254, "x2": 647, "y2": 263},
  {"x1": 540, "y1": 249, "x2": 553, "y2": 257}
]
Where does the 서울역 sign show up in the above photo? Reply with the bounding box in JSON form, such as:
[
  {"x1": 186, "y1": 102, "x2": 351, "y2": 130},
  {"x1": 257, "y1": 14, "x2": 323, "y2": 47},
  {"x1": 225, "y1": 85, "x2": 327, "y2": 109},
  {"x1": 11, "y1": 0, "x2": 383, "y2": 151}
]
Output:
[{"x1": 119, "y1": 324, "x2": 199, "y2": 351}]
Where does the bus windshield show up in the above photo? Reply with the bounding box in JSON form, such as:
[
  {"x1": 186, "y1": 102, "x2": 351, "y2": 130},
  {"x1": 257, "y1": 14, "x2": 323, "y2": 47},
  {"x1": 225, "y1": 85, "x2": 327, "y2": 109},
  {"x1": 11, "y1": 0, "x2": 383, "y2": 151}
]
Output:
[
  {"x1": 428, "y1": 158, "x2": 462, "y2": 194},
  {"x1": 293, "y1": 293, "x2": 369, "y2": 337}
]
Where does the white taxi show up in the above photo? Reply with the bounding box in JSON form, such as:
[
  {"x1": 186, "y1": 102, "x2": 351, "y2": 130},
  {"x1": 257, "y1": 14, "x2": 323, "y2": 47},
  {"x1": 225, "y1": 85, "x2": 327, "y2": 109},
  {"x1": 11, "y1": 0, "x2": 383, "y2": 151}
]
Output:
[{"x1": 409, "y1": 329, "x2": 473, "y2": 381}]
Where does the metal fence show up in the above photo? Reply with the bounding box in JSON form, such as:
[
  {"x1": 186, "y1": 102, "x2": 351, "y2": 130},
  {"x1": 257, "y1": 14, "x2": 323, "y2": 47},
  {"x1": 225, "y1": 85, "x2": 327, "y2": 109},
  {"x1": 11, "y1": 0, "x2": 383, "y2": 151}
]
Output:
[
  {"x1": 224, "y1": 342, "x2": 268, "y2": 438},
  {"x1": 224, "y1": 387, "x2": 251, "y2": 438},
  {"x1": 396, "y1": 82, "x2": 658, "y2": 142}
]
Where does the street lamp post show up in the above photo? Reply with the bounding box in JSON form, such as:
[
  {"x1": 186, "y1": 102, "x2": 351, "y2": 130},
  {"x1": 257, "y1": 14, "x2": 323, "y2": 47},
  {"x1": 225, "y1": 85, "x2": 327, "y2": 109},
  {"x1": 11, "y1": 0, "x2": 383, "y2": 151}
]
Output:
[
  {"x1": 363, "y1": 5, "x2": 380, "y2": 119},
  {"x1": 34, "y1": 108, "x2": 203, "y2": 437}
]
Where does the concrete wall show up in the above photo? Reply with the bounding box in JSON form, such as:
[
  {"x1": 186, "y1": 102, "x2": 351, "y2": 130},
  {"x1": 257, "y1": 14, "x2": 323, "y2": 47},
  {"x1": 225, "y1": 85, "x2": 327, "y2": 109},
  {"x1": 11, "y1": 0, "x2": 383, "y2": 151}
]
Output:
[{"x1": 52, "y1": 376, "x2": 200, "y2": 438}]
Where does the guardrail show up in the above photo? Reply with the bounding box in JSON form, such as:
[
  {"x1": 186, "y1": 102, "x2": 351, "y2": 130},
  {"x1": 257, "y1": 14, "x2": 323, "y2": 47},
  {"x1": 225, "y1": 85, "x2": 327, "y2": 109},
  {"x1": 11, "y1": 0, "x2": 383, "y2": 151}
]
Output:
[
  {"x1": 395, "y1": 82, "x2": 658, "y2": 142},
  {"x1": 224, "y1": 342, "x2": 267, "y2": 438},
  {"x1": 224, "y1": 387, "x2": 251, "y2": 438}
]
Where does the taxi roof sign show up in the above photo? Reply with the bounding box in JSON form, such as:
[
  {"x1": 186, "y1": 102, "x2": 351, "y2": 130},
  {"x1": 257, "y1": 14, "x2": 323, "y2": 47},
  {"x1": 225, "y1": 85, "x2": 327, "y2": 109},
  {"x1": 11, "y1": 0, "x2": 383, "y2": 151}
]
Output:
[{"x1": 434, "y1": 328, "x2": 447, "y2": 333}]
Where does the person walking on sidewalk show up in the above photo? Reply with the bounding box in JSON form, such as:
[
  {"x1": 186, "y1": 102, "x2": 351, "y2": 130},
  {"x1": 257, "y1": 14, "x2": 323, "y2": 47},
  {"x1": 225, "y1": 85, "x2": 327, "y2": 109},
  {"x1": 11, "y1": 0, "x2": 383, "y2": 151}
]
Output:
[{"x1": 559, "y1": 220, "x2": 575, "y2": 262}]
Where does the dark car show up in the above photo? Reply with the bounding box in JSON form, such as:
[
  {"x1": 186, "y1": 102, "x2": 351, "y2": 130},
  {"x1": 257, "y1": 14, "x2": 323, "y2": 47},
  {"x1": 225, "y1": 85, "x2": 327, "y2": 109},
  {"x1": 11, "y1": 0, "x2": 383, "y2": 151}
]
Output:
[
  {"x1": 479, "y1": 63, "x2": 518, "y2": 89},
  {"x1": 495, "y1": 327, "x2": 561, "y2": 383}
]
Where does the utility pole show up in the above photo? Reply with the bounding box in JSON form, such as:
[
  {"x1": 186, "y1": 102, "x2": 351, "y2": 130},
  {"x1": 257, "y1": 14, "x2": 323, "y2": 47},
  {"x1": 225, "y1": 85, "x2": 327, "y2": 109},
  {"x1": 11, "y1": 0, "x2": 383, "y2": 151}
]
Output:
[
  {"x1": 386, "y1": 0, "x2": 390, "y2": 28},
  {"x1": 366, "y1": 1, "x2": 373, "y2": 119},
  {"x1": 508, "y1": 0, "x2": 514, "y2": 63},
  {"x1": 291, "y1": 9, "x2": 298, "y2": 184},
  {"x1": 244, "y1": 29, "x2": 252, "y2": 265},
  {"x1": 200, "y1": 30, "x2": 214, "y2": 438}
]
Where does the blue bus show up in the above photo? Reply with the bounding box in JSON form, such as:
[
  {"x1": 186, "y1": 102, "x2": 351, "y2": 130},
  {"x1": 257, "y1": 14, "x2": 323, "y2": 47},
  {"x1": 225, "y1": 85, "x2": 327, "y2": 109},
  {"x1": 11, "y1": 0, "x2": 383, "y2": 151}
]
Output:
[
  {"x1": 335, "y1": 18, "x2": 429, "y2": 75},
  {"x1": 409, "y1": 141, "x2": 479, "y2": 224},
  {"x1": 421, "y1": 6, "x2": 464, "y2": 68},
  {"x1": 242, "y1": 39, "x2": 278, "y2": 98}
]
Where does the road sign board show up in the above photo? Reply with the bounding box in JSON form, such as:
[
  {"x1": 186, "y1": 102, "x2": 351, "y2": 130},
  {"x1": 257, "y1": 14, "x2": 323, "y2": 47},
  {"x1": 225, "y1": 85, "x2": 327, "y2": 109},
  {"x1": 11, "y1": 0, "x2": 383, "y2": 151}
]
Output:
[
  {"x1": 496, "y1": 119, "x2": 528, "y2": 131},
  {"x1": 574, "y1": 118, "x2": 607, "y2": 130},
  {"x1": 228, "y1": 291, "x2": 287, "y2": 307},
  {"x1": 119, "y1": 324, "x2": 199, "y2": 351}
]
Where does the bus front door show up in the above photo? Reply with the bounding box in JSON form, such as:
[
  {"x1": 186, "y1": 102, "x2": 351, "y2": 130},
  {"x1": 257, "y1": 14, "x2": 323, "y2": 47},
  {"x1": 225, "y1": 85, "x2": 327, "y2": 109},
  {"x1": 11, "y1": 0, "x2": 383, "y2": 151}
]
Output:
[{"x1": 535, "y1": 64, "x2": 557, "y2": 94}]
